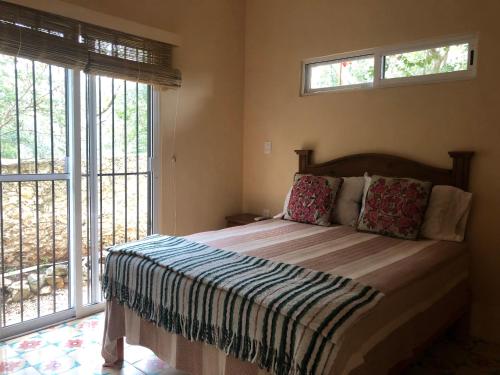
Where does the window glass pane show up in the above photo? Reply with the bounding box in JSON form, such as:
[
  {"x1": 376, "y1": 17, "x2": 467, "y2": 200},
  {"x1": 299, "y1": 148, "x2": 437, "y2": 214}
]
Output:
[
  {"x1": 0, "y1": 52, "x2": 71, "y2": 330},
  {"x1": 383, "y1": 43, "x2": 469, "y2": 79},
  {"x1": 0, "y1": 55, "x2": 67, "y2": 175},
  {"x1": 80, "y1": 74, "x2": 152, "y2": 305},
  {"x1": 309, "y1": 56, "x2": 374, "y2": 90}
]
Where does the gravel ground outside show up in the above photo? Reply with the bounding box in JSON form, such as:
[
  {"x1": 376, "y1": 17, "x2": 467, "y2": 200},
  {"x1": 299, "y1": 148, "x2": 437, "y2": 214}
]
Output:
[{"x1": 2, "y1": 288, "x2": 70, "y2": 327}]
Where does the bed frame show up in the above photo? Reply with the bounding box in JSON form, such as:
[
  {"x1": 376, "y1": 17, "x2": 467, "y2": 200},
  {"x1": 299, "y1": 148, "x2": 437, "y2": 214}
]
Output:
[{"x1": 295, "y1": 149, "x2": 474, "y2": 191}]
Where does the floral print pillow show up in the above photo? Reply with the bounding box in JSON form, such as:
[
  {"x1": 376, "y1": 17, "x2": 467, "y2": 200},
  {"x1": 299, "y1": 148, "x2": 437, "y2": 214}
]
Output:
[
  {"x1": 284, "y1": 175, "x2": 343, "y2": 226},
  {"x1": 357, "y1": 175, "x2": 432, "y2": 240}
]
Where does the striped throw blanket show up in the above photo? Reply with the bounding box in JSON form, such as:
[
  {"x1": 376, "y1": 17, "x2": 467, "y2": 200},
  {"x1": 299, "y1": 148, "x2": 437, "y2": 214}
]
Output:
[{"x1": 103, "y1": 235, "x2": 384, "y2": 375}]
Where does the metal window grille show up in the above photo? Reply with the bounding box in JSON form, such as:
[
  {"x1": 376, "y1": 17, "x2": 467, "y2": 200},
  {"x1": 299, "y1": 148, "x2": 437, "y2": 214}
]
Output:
[
  {"x1": 81, "y1": 74, "x2": 153, "y2": 305},
  {"x1": 0, "y1": 55, "x2": 70, "y2": 329}
]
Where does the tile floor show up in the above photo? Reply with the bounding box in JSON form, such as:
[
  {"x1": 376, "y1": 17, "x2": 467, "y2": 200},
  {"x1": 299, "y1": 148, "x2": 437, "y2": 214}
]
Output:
[
  {"x1": 1, "y1": 313, "x2": 500, "y2": 374},
  {"x1": 0, "y1": 314, "x2": 183, "y2": 375},
  {"x1": 404, "y1": 330, "x2": 500, "y2": 375}
]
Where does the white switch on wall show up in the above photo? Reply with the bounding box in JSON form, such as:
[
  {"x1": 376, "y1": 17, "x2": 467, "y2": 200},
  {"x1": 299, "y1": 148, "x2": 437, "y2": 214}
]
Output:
[{"x1": 264, "y1": 141, "x2": 272, "y2": 154}]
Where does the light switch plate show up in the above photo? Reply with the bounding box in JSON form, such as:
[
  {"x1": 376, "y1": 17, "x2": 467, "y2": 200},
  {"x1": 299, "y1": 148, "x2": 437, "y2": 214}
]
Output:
[{"x1": 264, "y1": 141, "x2": 272, "y2": 154}]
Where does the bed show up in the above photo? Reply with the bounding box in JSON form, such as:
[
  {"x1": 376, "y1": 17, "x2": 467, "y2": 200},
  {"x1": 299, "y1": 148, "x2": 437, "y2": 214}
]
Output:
[{"x1": 101, "y1": 149, "x2": 473, "y2": 375}]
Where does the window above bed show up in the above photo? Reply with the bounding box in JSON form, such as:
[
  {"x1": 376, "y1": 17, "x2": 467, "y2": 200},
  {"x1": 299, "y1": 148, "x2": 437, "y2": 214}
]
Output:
[
  {"x1": 301, "y1": 34, "x2": 477, "y2": 95},
  {"x1": 307, "y1": 54, "x2": 375, "y2": 91}
]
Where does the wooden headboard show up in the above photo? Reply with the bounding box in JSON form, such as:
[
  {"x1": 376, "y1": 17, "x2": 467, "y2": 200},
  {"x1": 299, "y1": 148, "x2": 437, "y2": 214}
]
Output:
[{"x1": 295, "y1": 150, "x2": 474, "y2": 191}]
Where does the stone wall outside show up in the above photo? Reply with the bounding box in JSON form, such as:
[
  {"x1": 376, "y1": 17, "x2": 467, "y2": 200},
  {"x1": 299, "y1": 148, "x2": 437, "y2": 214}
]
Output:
[{"x1": 1, "y1": 156, "x2": 149, "y2": 272}]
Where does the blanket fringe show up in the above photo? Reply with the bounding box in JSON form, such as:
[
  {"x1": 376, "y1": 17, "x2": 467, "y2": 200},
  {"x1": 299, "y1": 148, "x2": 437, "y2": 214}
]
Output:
[{"x1": 103, "y1": 277, "x2": 306, "y2": 375}]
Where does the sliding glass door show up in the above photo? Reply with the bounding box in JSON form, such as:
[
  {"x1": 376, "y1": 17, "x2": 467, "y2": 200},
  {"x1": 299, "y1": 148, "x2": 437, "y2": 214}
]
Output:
[{"x1": 0, "y1": 53, "x2": 156, "y2": 339}]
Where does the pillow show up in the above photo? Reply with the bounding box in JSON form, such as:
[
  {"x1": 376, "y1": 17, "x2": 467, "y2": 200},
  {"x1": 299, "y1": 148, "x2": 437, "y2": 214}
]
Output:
[
  {"x1": 357, "y1": 175, "x2": 432, "y2": 240},
  {"x1": 420, "y1": 185, "x2": 472, "y2": 242},
  {"x1": 332, "y1": 176, "x2": 365, "y2": 226},
  {"x1": 284, "y1": 175, "x2": 343, "y2": 226},
  {"x1": 358, "y1": 172, "x2": 372, "y2": 218},
  {"x1": 276, "y1": 186, "x2": 293, "y2": 219},
  {"x1": 276, "y1": 173, "x2": 335, "y2": 219}
]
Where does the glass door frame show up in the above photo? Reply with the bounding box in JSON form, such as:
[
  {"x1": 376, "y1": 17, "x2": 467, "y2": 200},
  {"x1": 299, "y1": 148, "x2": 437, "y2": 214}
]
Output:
[{"x1": 74, "y1": 71, "x2": 161, "y2": 318}]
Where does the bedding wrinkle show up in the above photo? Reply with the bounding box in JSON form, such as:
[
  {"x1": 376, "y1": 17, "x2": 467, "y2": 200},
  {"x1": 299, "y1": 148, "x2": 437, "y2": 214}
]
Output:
[
  {"x1": 221, "y1": 226, "x2": 335, "y2": 253},
  {"x1": 358, "y1": 241, "x2": 468, "y2": 293},
  {"x1": 299, "y1": 235, "x2": 402, "y2": 271},
  {"x1": 241, "y1": 226, "x2": 356, "y2": 259},
  {"x1": 203, "y1": 222, "x2": 309, "y2": 248},
  {"x1": 330, "y1": 239, "x2": 438, "y2": 280},
  {"x1": 188, "y1": 220, "x2": 292, "y2": 242}
]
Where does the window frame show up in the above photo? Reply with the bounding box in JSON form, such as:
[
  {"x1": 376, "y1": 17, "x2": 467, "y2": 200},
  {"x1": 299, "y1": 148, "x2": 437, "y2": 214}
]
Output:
[
  {"x1": 303, "y1": 53, "x2": 376, "y2": 94},
  {"x1": 301, "y1": 34, "x2": 478, "y2": 96},
  {"x1": 77, "y1": 73, "x2": 160, "y2": 310},
  {"x1": 69, "y1": 72, "x2": 160, "y2": 318}
]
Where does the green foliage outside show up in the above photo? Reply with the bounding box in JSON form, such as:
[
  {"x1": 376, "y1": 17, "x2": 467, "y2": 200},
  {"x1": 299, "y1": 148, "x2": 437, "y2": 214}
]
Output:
[
  {"x1": 0, "y1": 53, "x2": 150, "y2": 173},
  {"x1": 312, "y1": 57, "x2": 374, "y2": 89},
  {"x1": 90, "y1": 75, "x2": 150, "y2": 169},
  {"x1": 310, "y1": 43, "x2": 469, "y2": 89},
  {"x1": 0, "y1": 55, "x2": 66, "y2": 170},
  {"x1": 384, "y1": 43, "x2": 468, "y2": 78}
]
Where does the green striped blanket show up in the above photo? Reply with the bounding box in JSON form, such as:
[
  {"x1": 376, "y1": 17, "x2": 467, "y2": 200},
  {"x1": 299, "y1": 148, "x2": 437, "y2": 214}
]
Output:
[{"x1": 103, "y1": 235, "x2": 383, "y2": 375}]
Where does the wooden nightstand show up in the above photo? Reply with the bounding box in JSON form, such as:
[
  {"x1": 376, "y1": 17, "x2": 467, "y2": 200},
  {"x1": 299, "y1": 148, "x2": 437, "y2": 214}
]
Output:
[{"x1": 225, "y1": 213, "x2": 265, "y2": 227}]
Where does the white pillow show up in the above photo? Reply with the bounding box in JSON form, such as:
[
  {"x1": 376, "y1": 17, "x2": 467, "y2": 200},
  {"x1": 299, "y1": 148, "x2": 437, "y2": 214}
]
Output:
[
  {"x1": 358, "y1": 172, "x2": 372, "y2": 220},
  {"x1": 332, "y1": 177, "x2": 365, "y2": 226},
  {"x1": 420, "y1": 185, "x2": 472, "y2": 242},
  {"x1": 273, "y1": 186, "x2": 292, "y2": 219}
]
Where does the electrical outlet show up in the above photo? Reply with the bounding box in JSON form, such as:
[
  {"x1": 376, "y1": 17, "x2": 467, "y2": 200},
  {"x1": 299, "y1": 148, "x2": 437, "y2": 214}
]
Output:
[
  {"x1": 264, "y1": 141, "x2": 272, "y2": 154},
  {"x1": 262, "y1": 208, "x2": 270, "y2": 218}
]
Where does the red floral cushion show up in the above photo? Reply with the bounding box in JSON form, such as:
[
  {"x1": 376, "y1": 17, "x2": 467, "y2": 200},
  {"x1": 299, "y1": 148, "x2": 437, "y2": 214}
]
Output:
[
  {"x1": 284, "y1": 175, "x2": 342, "y2": 226},
  {"x1": 357, "y1": 175, "x2": 432, "y2": 239}
]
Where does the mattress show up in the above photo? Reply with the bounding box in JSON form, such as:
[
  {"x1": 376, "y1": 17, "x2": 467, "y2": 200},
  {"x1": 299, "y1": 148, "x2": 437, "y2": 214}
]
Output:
[{"x1": 102, "y1": 219, "x2": 469, "y2": 374}]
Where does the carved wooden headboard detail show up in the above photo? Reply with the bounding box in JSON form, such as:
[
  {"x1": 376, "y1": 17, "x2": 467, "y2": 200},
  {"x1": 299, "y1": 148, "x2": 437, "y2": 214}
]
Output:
[{"x1": 295, "y1": 150, "x2": 474, "y2": 191}]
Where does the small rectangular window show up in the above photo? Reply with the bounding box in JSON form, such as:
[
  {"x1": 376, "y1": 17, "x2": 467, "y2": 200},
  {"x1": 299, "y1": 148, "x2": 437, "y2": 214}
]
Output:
[
  {"x1": 383, "y1": 42, "x2": 471, "y2": 79},
  {"x1": 301, "y1": 34, "x2": 477, "y2": 95},
  {"x1": 306, "y1": 55, "x2": 374, "y2": 92}
]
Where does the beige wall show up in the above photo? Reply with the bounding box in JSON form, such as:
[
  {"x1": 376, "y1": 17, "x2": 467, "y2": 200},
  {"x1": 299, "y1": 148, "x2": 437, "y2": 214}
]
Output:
[
  {"x1": 57, "y1": 0, "x2": 500, "y2": 342},
  {"x1": 61, "y1": 0, "x2": 246, "y2": 235},
  {"x1": 243, "y1": 0, "x2": 500, "y2": 341}
]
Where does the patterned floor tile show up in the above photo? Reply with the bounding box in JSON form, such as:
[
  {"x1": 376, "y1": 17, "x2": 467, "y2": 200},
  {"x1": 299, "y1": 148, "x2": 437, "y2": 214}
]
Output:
[
  {"x1": 61, "y1": 361, "x2": 144, "y2": 375},
  {"x1": 123, "y1": 344, "x2": 154, "y2": 365},
  {"x1": 70, "y1": 315, "x2": 102, "y2": 329},
  {"x1": 67, "y1": 344, "x2": 114, "y2": 370},
  {"x1": 404, "y1": 332, "x2": 500, "y2": 374},
  {"x1": 0, "y1": 345, "x2": 21, "y2": 361},
  {"x1": 33, "y1": 356, "x2": 79, "y2": 375},
  {"x1": 8, "y1": 337, "x2": 46, "y2": 354},
  {"x1": 10, "y1": 367, "x2": 40, "y2": 375},
  {"x1": 3, "y1": 313, "x2": 500, "y2": 375},
  {"x1": 23, "y1": 345, "x2": 66, "y2": 366},
  {"x1": 39, "y1": 327, "x2": 82, "y2": 346},
  {"x1": 131, "y1": 357, "x2": 169, "y2": 375},
  {"x1": 0, "y1": 358, "x2": 30, "y2": 374}
]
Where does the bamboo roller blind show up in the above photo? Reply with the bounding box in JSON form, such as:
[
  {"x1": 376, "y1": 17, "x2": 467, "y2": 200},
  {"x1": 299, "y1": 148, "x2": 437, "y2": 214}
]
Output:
[{"x1": 0, "y1": 2, "x2": 181, "y2": 87}]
